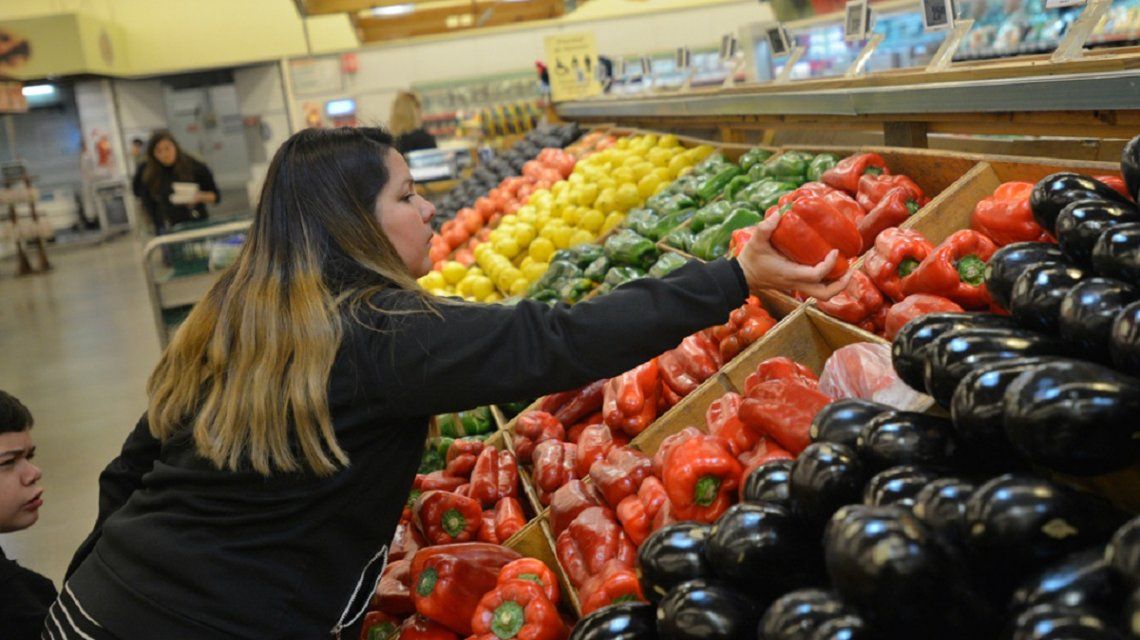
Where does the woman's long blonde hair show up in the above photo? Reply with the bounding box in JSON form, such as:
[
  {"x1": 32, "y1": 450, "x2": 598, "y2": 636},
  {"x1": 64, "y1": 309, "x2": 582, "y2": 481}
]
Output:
[
  {"x1": 388, "y1": 91, "x2": 423, "y2": 138},
  {"x1": 147, "y1": 127, "x2": 425, "y2": 477}
]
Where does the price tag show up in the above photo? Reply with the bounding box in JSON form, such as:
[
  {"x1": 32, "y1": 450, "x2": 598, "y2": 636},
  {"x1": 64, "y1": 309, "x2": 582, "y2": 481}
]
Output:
[
  {"x1": 675, "y1": 46, "x2": 692, "y2": 70},
  {"x1": 921, "y1": 0, "x2": 955, "y2": 31},
  {"x1": 640, "y1": 56, "x2": 653, "y2": 78},
  {"x1": 619, "y1": 57, "x2": 633, "y2": 78},
  {"x1": 719, "y1": 34, "x2": 739, "y2": 61},
  {"x1": 765, "y1": 24, "x2": 791, "y2": 56},
  {"x1": 1046, "y1": 0, "x2": 1086, "y2": 8},
  {"x1": 844, "y1": 0, "x2": 869, "y2": 41}
]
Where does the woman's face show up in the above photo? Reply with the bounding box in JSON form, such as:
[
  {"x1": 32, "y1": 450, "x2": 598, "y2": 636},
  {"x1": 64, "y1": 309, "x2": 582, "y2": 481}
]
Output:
[
  {"x1": 154, "y1": 139, "x2": 178, "y2": 167},
  {"x1": 376, "y1": 149, "x2": 436, "y2": 278}
]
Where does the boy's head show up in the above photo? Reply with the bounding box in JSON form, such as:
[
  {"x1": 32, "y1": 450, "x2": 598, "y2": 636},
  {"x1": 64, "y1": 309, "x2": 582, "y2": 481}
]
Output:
[{"x1": 0, "y1": 390, "x2": 42, "y2": 533}]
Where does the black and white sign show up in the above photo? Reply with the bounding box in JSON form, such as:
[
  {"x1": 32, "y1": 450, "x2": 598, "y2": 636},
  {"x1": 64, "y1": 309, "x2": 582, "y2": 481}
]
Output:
[
  {"x1": 675, "y1": 46, "x2": 692, "y2": 70},
  {"x1": 719, "y1": 34, "x2": 739, "y2": 61},
  {"x1": 640, "y1": 57, "x2": 653, "y2": 78},
  {"x1": 766, "y1": 24, "x2": 791, "y2": 56},
  {"x1": 921, "y1": 0, "x2": 954, "y2": 31},
  {"x1": 844, "y1": 0, "x2": 868, "y2": 41}
]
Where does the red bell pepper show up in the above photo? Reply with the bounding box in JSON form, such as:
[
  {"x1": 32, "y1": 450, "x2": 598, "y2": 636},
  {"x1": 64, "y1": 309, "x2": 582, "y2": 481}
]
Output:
[
  {"x1": 815, "y1": 270, "x2": 886, "y2": 332},
  {"x1": 372, "y1": 558, "x2": 415, "y2": 617},
  {"x1": 360, "y1": 611, "x2": 400, "y2": 640},
  {"x1": 513, "y1": 411, "x2": 565, "y2": 465},
  {"x1": 469, "y1": 580, "x2": 567, "y2": 640},
  {"x1": 555, "y1": 506, "x2": 636, "y2": 588},
  {"x1": 884, "y1": 294, "x2": 964, "y2": 341},
  {"x1": 738, "y1": 438, "x2": 794, "y2": 489},
  {"x1": 769, "y1": 196, "x2": 863, "y2": 280},
  {"x1": 856, "y1": 173, "x2": 926, "y2": 212},
  {"x1": 539, "y1": 390, "x2": 578, "y2": 415},
  {"x1": 862, "y1": 227, "x2": 935, "y2": 303},
  {"x1": 494, "y1": 497, "x2": 527, "y2": 542},
  {"x1": 531, "y1": 440, "x2": 577, "y2": 507},
  {"x1": 478, "y1": 510, "x2": 500, "y2": 544},
  {"x1": 706, "y1": 392, "x2": 759, "y2": 457},
  {"x1": 575, "y1": 423, "x2": 616, "y2": 479},
  {"x1": 578, "y1": 560, "x2": 646, "y2": 616},
  {"x1": 397, "y1": 615, "x2": 459, "y2": 640},
  {"x1": 743, "y1": 357, "x2": 819, "y2": 395},
  {"x1": 1095, "y1": 175, "x2": 1132, "y2": 201},
  {"x1": 659, "y1": 333, "x2": 723, "y2": 398},
  {"x1": 470, "y1": 448, "x2": 519, "y2": 508},
  {"x1": 651, "y1": 426, "x2": 703, "y2": 477},
  {"x1": 871, "y1": 303, "x2": 891, "y2": 337},
  {"x1": 857, "y1": 186, "x2": 926, "y2": 249},
  {"x1": 549, "y1": 479, "x2": 606, "y2": 535},
  {"x1": 709, "y1": 298, "x2": 778, "y2": 362},
  {"x1": 661, "y1": 434, "x2": 742, "y2": 524},
  {"x1": 740, "y1": 379, "x2": 832, "y2": 455},
  {"x1": 553, "y1": 380, "x2": 607, "y2": 427},
  {"x1": 659, "y1": 382, "x2": 684, "y2": 412},
  {"x1": 901, "y1": 229, "x2": 998, "y2": 309},
  {"x1": 444, "y1": 439, "x2": 485, "y2": 479},
  {"x1": 589, "y1": 446, "x2": 653, "y2": 509},
  {"x1": 777, "y1": 182, "x2": 866, "y2": 226},
  {"x1": 821, "y1": 153, "x2": 890, "y2": 195},
  {"x1": 498, "y1": 558, "x2": 560, "y2": 606},
  {"x1": 969, "y1": 182, "x2": 1051, "y2": 247},
  {"x1": 602, "y1": 360, "x2": 660, "y2": 437},
  {"x1": 389, "y1": 520, "x2": 426, "y2": 563},
  {"x1": 615, "y1": 476, "x2": 669, "y2": 546},
  {"x1": 730, "y1": 226, "x2": 756, "y2": 257},
  {"x1": 416, "y1": 471, "x2": 467, "y2": 493},
  {"x1": 413, "y1": 491, "x2": 484, "y2": 545},
  {"x1": 566, "y1": 411, "x2": 604, "y2": 445},
  {"x1": 410, "y1": 543, "x2": 521, "y2": 635}
]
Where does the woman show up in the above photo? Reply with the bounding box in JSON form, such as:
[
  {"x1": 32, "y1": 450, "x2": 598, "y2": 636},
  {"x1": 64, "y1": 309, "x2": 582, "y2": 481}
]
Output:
[
  {"x1": 131, "y1": 131, "x2": 220, "y2": 234},
  {"x1": 50, "y1": 127, "x2": 846, "y2": 639},
  {"x1": 389, "y1": 91, "x2": 437, "y2": 155}
]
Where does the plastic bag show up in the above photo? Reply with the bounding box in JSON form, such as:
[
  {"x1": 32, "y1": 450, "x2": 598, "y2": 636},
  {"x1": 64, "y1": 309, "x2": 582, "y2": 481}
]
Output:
[{"x1": 818, "y1": 342, "x2": 931, "y2": 411}]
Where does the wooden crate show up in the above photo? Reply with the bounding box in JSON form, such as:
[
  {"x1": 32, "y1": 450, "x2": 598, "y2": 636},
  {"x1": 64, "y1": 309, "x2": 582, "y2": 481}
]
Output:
[{"x1": 504, "y1": 516, "x2": 583, "y2": 618}]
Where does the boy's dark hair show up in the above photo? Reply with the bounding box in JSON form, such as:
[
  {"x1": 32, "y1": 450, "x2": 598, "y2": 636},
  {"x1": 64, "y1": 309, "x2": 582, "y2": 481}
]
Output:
[{"x1": 0, "y1": 390, "x2": 33, "y2": 434}]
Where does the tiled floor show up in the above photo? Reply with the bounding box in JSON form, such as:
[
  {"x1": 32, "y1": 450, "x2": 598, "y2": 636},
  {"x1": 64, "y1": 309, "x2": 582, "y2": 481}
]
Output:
[{"x1": 0, "y1": 238, "x2": 160, "y2": 586}]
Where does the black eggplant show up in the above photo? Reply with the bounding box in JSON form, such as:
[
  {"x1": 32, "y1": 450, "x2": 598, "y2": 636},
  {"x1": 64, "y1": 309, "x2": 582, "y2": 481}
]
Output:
[
  {"x1": 862, "y1": 465, "x2": 939, "y2": 508},
  {"x1": 1057, "y1": 200, "x2": 1140, "y2": 267},
  {"x1": 638, "y1": 523, "x2": 715, "y2": 604},
  {"x1": 569, "y1": 602, "x2": 659, "y2": 640},
  {"x1": 987, "y1": 242, "x2": 1070, "y2": 311},
  {"x1": 1092, "y1": 222, "x2": 1140, "y2": 286},
  {"x1": 807, "y1": 614, "x2": 867, "y2": 640},
  {"x1": 1106, "y1": 516, "x2": 1140, "y2": 587},
  {"x1": 856, "y1": 411, "x2": 957, "y2": 472},
  {"x1": 810, "y1": 399, "x2": 892, "y2": 449},
  {"x1": 742, "y1": 459, "x2": 794, "y2": 508},
  {"x1": 823, "y1": 504, "x2": 975, "y2": 639},
  {"x1": 1111, "y1": 300, "x2": 1140, "y2": 376},
  {"x1": 950, "y1": 356, "x2": 1058, "y2": 470},
  {"x1": 924, "y1": 327, "x2": 1064, "y2": 406},
  {"x1": 759, "y1": 589, "x2": 852, "y2": 640},
  {"x1": 1008, "y1": 604, "x2": 1126, "y2": 640},
  {"x1": 892, "y1": 312, "x2": 1019, "y2": 392},
  {"x1": 789, "y1": 442, "x2": 866, "y2": 529},
  {"x1": 1030, "y1": 173, "x2": 1134, "y2": 235},
  {"x1": 1123, "y1": 134, "x2": 1140, "y2": 201},
  {"x1": 706, "y1": 503, "x2": 820, "y2": 600},
  {"x1": 1003, "y1": 359, "x2": 1140, "y2": 475},
  {"x1": 911, "y1": 476, "x2": 977, "y2": 547},
  {"x1": 1011, "y1": 263, "x2": 1089, "y2": 334},
  {"x1": 656, "y1": 579, "x2": 761, "y2": 640},
  {"x1": 1010, "y1": 547, "x2": 1124, "y2": 615},
  {"x1": 965, "y1": 474, "x2": 1121, "y2": 598},
  {"x1": 1059, "y1": 279, "x2": 1140, "y2": 364}
]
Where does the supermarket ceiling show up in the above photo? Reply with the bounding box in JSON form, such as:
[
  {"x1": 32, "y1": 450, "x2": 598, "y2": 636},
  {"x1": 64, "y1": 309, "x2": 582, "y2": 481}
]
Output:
[{"x1": 298, "y1": 0, "x2": 570, "y2": 43}]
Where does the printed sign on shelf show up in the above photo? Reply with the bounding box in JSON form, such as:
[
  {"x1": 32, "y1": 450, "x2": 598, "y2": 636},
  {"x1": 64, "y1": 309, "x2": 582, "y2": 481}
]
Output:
[
  {"x1": 845, "y1": 0, "x2": 869, "y2": 41},
  {"x1": 543, "y1": 32, "x2": 603, "y2": 102},
  {"x1": 922, "y1": 0, "x2": 955, "y2": 31}
]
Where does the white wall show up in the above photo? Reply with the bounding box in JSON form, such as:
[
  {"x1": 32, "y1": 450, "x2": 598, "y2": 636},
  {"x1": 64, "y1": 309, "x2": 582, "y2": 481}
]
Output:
[{"x1": 112, "y1": 78, "x2": 167, "y2": 166}]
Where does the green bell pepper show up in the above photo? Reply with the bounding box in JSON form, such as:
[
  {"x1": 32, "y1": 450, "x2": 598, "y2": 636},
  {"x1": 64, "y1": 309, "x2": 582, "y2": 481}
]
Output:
[
  {"x1": 437, "y1": 413, "x2": 462, "y2": 438},
  {"x1": 649, "y1": 252, "x2": 689, "y2": 278},
  {"x1": 689, "y1": 208, "x2": 763, "y2": 260},
  {"x1": 754, "y1": 151, "x2": 813, "y2": 182},
  {"x1": 723, "y1": 175, "x2": 754, "y2": 202},
  {"x1": 419, "y1": 447, "x2": 445, "y2": 474},
  {"x1": 603, "y1": 266, "x2": 647, "y2": 289},
  {"x1": 695, "y1": 165, "x2": 743, "y2": 203},
  {"x1": 559, "y1": 277, "x2": 596, "y2": 304},
  {"x1": 604, "y1": 229, "x2": 660, "y2": 269},
  {"x1": 459, "y1": 406, "x2": 494, "y2": 435},
  {"x1": 499, "y1": 401, "x2": 532, "y2": 419},
  {"x1": 694, "y1": 152, "x2": 729, "y2": 173},
  {"x1": 664, "y1": 227, "x2": 696, "y2": 252},
  {"x1": 571, "y1": 244, "x2": 606, "y2": 269},
  {"x1": 584, "y1": 256, "x2": 611, "y2": 282},
  {"x1": 690, "y1": 201, "x2": 734, "y2": 234},
  {"x1": 806, "y1": 153, "x2": 840, "y2": 182},
  {"x1": 740, "y1": 179, "x2": 798, "y2": 211},
  {"x1": 646, "y1": 191, "x2": 697, "y2": 216},
  {"x1": 529, "y1": 289, "x2": 559, "y2": 304},
  {"x1": 739, "y1": 148, "x2": 774, "y2": 172},
  {"x1": 435, "y1": 437, "x2": 456, "y2": 461}
]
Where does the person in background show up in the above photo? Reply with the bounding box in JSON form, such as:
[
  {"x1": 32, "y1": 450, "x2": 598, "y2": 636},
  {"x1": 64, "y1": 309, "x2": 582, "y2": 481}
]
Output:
[
  {"x1": 388, "y1": 91, "x2": 437, "y2": 155},
  {"x1": 131, "y1": 131, "x2": 219, "y2": 235},
  {"x1": 0, "y1": 390, "x2": 53, "y2": 640},
  {"x1": 128, "y1": 138, "x2": 145, "y2": 170}
]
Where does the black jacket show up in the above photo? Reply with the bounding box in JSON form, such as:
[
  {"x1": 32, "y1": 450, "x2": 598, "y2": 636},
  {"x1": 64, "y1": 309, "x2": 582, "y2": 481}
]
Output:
[
  {"x1": 394, "y1": 128, "x2": 437, "y2": 155},
  {"x1": 0, "y1": 545, "x2": 57, "y2": 639},
  {"x1": 131, "y1": 159, "x2": 219, "y2": 233},
  {"x1": 65, "y1": 258, "x2": 748, "y2": 639}
]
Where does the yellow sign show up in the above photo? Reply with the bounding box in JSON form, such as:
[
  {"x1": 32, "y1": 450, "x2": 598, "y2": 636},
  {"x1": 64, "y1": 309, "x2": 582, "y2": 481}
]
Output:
[{"x1": 543, "y1": 32, "x2": 602, "y2": 103}]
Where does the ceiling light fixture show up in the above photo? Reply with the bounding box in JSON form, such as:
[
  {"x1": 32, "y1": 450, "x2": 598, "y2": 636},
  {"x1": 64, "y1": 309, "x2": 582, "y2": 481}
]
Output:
[
  {"x1": 21, "y1": 84, "x2": 55, "y2": 97},
  {"x1": 370, "y1": 3, "x2": 415, "y2": 17}
]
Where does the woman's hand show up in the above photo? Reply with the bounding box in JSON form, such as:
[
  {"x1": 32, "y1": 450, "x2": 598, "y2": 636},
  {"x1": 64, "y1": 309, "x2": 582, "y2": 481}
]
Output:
[
  {"x1": 736, "y1": 208, "x2": 852, "y2": 300},
  {"x1": 192, "y1": 191, "x2": 218, "y2": 205}
]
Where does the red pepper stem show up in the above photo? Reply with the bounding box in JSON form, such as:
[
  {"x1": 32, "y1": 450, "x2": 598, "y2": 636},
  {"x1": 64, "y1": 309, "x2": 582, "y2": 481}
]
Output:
[
  {"x1": 442, "y1": 508, "x2": 467, "y2": 538},
  {"x1": 865, "y1": 166, "x2": 884, "y2": 177},
  {"x1": 898, "y1": 258, "x2": 920, "y2": 278},
  {"x1": 491, "y1": 600, "x2": 526, "y2": 639},
  {"x1": 613, "y1": 594, "x2": 639, "y2": 605},
  {"x1": 367, "y1": 623, "x2": 397, "y2": 640},
  {"x1": 517, "y1": 573, "x2": 545, "y2": 586},
  {"x1": 694, "y1": 475, "x2": 722, "y2": 507},
  {"x1": 906, "y1": 200, "x2": 920, "y2": 215},
  {"x1": 416, "y1": 567, "x2": 438, "y2": 597},
  {"x1": 956, "y1": 254, "x2": 986, "y2": 286}
]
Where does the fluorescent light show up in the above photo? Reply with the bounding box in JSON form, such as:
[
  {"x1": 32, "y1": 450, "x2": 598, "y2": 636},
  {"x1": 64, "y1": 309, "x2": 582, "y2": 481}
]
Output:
[
  {"x1": 371, "y1": 3, "x2": 414, "y2": 17},
  {"x1": 325, "y1": 98, "x2": 356, "y2": 117},
  {"x1": 22, "y1": 84, "x2": 55, "y2": 97}
]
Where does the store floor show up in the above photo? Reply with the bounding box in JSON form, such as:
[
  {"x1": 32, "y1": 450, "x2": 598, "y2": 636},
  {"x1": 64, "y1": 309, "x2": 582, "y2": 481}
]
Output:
[{"x1": 0, "y1": 238, "x2": 159, "y2": 586}]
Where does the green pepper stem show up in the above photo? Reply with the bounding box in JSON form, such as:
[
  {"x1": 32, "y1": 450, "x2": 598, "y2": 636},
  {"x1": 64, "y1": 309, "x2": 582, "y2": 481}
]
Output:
[
  {"x1": 491, "y1": 600, "x2": 526, "y2": 639},
  {"x1": 956, "y1": 254, "x2": 987, "y2": 286},
  {"x1": 694, "y1": 475, "x2": 722, "y2": 507},
  {"x1": 442, "y1": 508, "x2": 468, "y2": 538},
  {"x1": 416, "y1": 567, "x2": 438, "y2": 597},
  {"x1": 898, "y1": 258, "x2": 920, "y2": 278}
]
